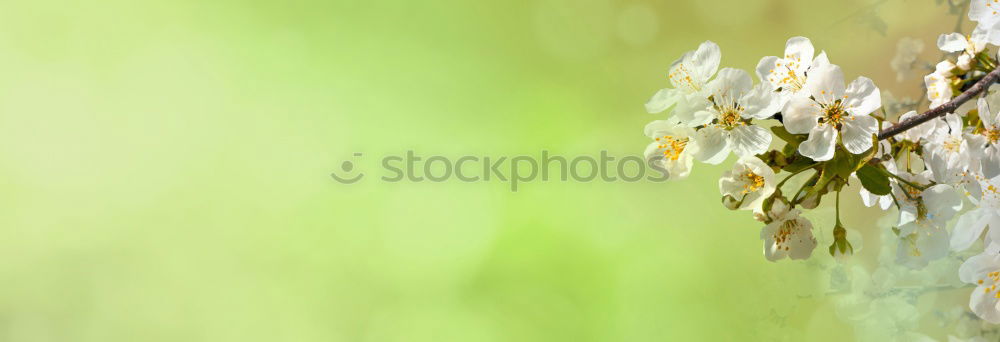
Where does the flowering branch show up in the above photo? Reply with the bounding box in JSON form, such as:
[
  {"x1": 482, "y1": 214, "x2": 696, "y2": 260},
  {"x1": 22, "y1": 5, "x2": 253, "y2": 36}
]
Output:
[
  {"x1": 878, "y1": 67, "x2": 1000, "y2": 140},
  {"x1": 641, "y1": 0, "x2": 1000, "y2": 325}
]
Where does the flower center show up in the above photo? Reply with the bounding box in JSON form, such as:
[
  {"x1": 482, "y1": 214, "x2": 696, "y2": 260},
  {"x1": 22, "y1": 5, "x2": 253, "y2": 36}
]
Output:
[
  {"x1": 715, "y1": 106, "x2": 746, "y2": 129},
  {"x1": 655, "y1": 135, "x2": 689, "y2": 161},
  {"x1": 772, "y1": 219, "x2": 800, "y2": 252},
  {"x1": 980, "y1": 271, "x2": 1000, "y2": 299},
  {"x1": 741, "y1": 171, "x2": 765, "y2": 194},
  {"x1": 943, "y1": 136, "x2": 963, "y2": 153},
  {"x1": 769, "y1": 58, "x2": 806, "y2": 92},
  {"x1": 819, "y1": 101, "x2": 849, "y2": 127},
  {"x1": 668, "y1": 64, "x2": 701, "y2": 93},
  {"x1": 986, "y1": 128, "x2": 1000, "y2": 144},
  {"x1": 903, "y1": 233, "x2": 922, "y2": 257}
]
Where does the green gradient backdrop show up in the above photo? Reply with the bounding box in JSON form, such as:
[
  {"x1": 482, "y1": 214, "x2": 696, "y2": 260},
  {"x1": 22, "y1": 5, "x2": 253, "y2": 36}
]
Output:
[{"x1": 0, "y1": 1, "x2": 961, "y2": 341}]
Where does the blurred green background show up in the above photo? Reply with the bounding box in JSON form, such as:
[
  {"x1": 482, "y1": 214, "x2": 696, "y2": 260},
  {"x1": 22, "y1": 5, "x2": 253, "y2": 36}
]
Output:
[{"x1": 0, "y1": 0, "x2": 967, "y2": 341}]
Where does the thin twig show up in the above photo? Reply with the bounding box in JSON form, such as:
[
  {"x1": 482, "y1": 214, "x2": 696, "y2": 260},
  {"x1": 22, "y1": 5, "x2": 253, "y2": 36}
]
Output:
[{"x1": 878, "y1": 68, "x2": 1000, "y2": 140}]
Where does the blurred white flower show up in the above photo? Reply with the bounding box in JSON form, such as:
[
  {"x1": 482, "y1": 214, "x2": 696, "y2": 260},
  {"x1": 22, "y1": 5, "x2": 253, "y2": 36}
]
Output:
[
  {"x1": 891, "y1": 172, "x2": 963, "y2": 268},
  {"x1": 891, "y1": 37, "x2": 925, "y2": 82},
  {"x1": 783, "y1": 64, "x2": 881, "y2": 161},
  {"x1": 951, "y1": 175, "x2": 1000, "y2": 251},
  {"x1": 760, "y1": 200, "x2": 817, "y2": 261}
]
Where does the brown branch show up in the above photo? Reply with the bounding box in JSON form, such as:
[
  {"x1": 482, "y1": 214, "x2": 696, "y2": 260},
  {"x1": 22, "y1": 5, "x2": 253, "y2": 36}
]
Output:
[{"x1": 878, "y1": 67, "x2": 1000, "y2": 140}]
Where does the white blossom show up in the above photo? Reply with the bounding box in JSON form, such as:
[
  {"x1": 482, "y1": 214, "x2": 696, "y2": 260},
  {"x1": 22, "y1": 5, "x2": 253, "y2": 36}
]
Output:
[
  {"x1": 643, "y1": 120, "x2": 699, "y2": 180},
  {"x1": 891, "y1": 37, "x2": 925, "y2": 82},
  {"x1": 952, "y1": 175, "x2": 1000, "y2": 252},
  {"x1": 925, "y1": 114, "x2": 975, "y2": 185},
  {"x1": 719, "y1": 156, "x2": 776, "y2": 213},
  {"x1": 969, "y1": 95, "x2": 1000, "y2": 178},
  {"x1": 645, "y1": 41, "x2": 721, "y2": 116},
  {"x1": 681, "y1": 68, "x2": 779, "y2": 163},
  {"x1": 783, "y1": 64, "x2": 881, "y2": 161},
  {"x1": 760, "y1": 200, "x2": 817, "y2": 261},
  {"x1": 959, "y1": 243, "x2": 1000, "y2": 323},
  {"x1": 891, "y1": 172, "x2": 963, "y2": 268},
  {"x1": 756, "y1": 36, "x2": 830, "y2": 109},
  {"x1": 925, "y1": 60, "x2": 958, "y2": 109}
]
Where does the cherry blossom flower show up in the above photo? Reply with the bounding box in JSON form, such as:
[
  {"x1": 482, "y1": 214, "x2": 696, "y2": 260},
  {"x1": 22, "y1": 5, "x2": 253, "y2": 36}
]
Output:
[
  {"x1": 645, "y1": 41, "x2": 721, "y2": 116},
  {"x1": 890, "y1": 172, "x2": 963, "y2": 268},
  {"x1": 969, "y1": 95, "x2": 1000, "y2": 178},
  {"x1": 925, "y1": 114, "x2": 974, "y2": 184},
  {"x1": 643, "y1": 120, "x2": 699, "y2": 180},
  {"x1": 783, "y1": 64, "x2": 881, "y2": 161},
  {"x1": 938, "y1": 27, "x2": 992, "y2": 70},
  {"x1": 756, "y1": 36, "x2": 830, "y2": 108},
  {"x1": 951, "y1": 175, "x2": 1000, "y2": 252},
  {"x1": 959, "y1": 243, "x2": 1000, "y2": 323},
  {"x1": 890, "y1": 37, "x2": 925, "y2": 82},
  {"x1": 719, "y1": 156, "x2": 776, "y2": 213},
  {"x1": 925, "y1": 60, "x2": 958, "y2": 109},
  {"x1": 679, "y1": 68, "x2": 779, "y2": 163},
  {"x1": 760, "y1": 200, "x2": 817, "y2": 261}
]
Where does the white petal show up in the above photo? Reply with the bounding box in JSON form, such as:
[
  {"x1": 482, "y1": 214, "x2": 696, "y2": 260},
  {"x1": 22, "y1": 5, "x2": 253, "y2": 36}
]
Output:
[
  {"x1": 844, "y1": 76, "x2": 881, "y2": 117},
  {"x1": 709, "y1": 68, "x2": 753, "y2": 100},
  {"x1": 971, "y1": 290, "x2": 1000, "y2": 324},
  {"x1": 783, "y1": 96, "x2": 821, "y2": 134},
  {"x1": 970, "y1": 0, "x2": 1000, "y2": 26},
  {"x1": 645, "y1": 88, "x2": 679, "y2": 114},
  {"x1": 756, "y1": 56, "x2": 779, "y2": 86},
  {"x1": 730, "y1": 125, "x2": 772, "y2": 157},
  {"x1": 803, "y1": 63, "x2": 846, "y2": 103},
  {"x1": 673, "y1": 94, "x2": 712, "y2": 126},
  {"x1": 952, "y1": 209, "x2": 990, "y2": 251},
  {"x1": 923, "y1": 184, "x2": 964, "y2": 222},
  {"x1": 859, "y1": 187, "x2": 879, "y2": 207},
  {"x1": 644, "y1": 119, "x2": 680, "y2": 138},
  {"x1": 960, "y1": 252, "x2": 999, "y2": 284},
  {"x1": 984, "y1": 147, "x2": 1000, "y2": 179},
  {"x1": 787, "y1": 220, "x2": 817, "y2": 260},
  {"x1": 784, "y1": 37, "x2": 815, "y2": 68},
  {"x1": 694, "y1": 127, "x2": 731, "y2": 164},
  {"x1": 741, "y1": 83, "x2": 780, "y2": 119},
  {"x1": 811, "y1": 51, "x2": 830, "y2": 69},
  {"x1": 690, "y1": 41, "x2": 721, "y2": 83},
  {"x1": 981, "y1": 97, "x2": 996, "y2": 128},
  {"x1": 798, "y1": 125, "x2": 837, "y2": 161},
  {"x1": 841, "y1": 115, "x2": 878, "y2": 154},
  {"x1": 937, "y1": 32, "x2": 970, "y2": 52}
]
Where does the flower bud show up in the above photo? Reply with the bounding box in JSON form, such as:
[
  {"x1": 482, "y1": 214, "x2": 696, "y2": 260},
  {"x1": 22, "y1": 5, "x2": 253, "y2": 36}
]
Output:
[
  {"x1": 722, "y1": 195, "x2": 742, "y2": 210},
  {"x1": 828, "y1": 225, "x2": 854, "y2": 258}
]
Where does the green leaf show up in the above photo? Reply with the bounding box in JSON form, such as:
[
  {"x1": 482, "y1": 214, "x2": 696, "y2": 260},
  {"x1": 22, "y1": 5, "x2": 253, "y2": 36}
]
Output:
[
  {"x1": 782, "y1": 156, "x2": 816, "y2": 173},
  {"x1": 772, "y1": 126, "x2": 806, "y2": 147},
  {"x1": 856, "y1": 164, "x2": 891, "y2": 196},
  {"x1": 828, "y1": 149, "x2": 856, "y2": 180}
]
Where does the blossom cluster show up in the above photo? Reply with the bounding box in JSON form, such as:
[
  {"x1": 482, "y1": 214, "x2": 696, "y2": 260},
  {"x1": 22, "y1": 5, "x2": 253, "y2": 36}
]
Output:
[{"x1": 643, "y1": 0, "x2": 1000, "y2": 325}]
